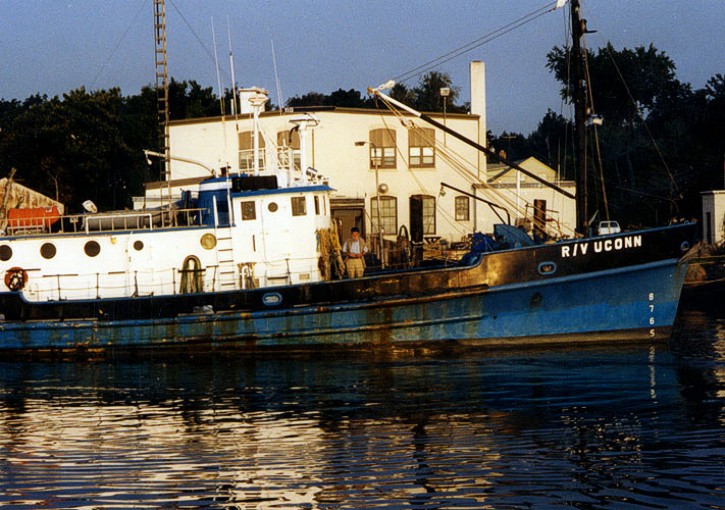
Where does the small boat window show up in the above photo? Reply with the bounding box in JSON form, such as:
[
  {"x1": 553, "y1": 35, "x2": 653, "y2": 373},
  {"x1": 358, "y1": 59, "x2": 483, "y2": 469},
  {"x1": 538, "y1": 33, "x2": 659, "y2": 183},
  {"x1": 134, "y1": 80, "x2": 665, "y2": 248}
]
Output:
[
  {"x1": 133, "y1": 240, "x2": 144, "y2": 251},
  {"x1": 268, "y1": 202, "x2": 278, "y2": 213},
  {"x1": 241, "y1": 201, "x2": 256, "y2": 221},
  {"x1": 84, "y1": 241, "x2": 101, "y2": 257},
  {"x1": 0, "y1": 245, "x2": 12, "y2": 261},
  {"x1": 40, "y1": 243, "x2": 56, "y2": 259},
  {"x1": 314, "y1": 196, "x2": 320, "y2": 215},
  {"x1": 291, "y1": 197, "x2": 307, "y2": 216}
]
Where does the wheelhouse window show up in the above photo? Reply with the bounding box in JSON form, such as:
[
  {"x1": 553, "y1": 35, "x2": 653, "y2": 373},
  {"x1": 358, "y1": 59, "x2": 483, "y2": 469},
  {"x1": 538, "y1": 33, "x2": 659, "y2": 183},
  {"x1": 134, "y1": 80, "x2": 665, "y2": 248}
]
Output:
[
  {"x1": 370, "y1": 196, "x2": 397, "y2": 234},
  {"x1": 369, "y1": 128, "x2": 397, "y2": 169},
  {"x1": 455, "y1": 196, "x2": 470, "y2": 221},
  {"x1": 291, "y1": 196, "x2": 307, "y2": 216},
  {"x1": 238, "y1": 131, "x2": 266, "y2": 172},
  {"x1": 409, "y1": 127, "x2": 435, "y2": 168},
  {"x1": 240, "y1": 201, "x2": 256, "y2": 221},
  {"x1": 277, "y1": 129, "x2": 301, "y2": 171}
]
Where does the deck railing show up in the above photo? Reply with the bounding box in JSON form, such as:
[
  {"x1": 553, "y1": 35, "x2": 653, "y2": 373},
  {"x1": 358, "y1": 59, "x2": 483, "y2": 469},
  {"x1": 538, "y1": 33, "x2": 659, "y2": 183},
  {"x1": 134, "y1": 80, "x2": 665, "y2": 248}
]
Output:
[{"x1": 3, "y1": 208, "x2": 206, "y2": 236}]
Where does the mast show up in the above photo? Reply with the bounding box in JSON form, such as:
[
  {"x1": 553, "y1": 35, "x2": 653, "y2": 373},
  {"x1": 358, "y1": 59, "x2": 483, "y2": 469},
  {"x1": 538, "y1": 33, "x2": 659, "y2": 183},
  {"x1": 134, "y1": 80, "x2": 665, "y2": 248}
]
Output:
[
  {"x1": 571, "y1": 0, "x2": 589, "y2": 234},
  {"x1": 153, "y1": 0, "x2": 170, "y2": 184}
]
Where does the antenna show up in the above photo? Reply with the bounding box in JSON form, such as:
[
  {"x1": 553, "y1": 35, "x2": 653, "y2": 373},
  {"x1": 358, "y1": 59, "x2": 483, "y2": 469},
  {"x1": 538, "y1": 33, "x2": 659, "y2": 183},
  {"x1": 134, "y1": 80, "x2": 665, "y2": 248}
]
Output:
[
  {"x1": 227, "y1": 19, "x2": 237, "y2": 116},
  {"x1": 271, "y1": 39, "x2": 284, "y2": 111},
  {"x1": 211, "y1": 17, "x2": 230, "y2": 166},
  {"x1": 211, "y1": 17, "x2": 225, "y2": 116}
]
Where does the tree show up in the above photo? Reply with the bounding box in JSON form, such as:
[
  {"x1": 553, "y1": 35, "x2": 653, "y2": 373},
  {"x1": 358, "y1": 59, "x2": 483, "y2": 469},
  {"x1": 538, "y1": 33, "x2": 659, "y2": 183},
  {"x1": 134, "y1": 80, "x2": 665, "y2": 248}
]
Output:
[
  {"x1": 286, "y1": 92, "x2": 327, "y2": 108},
  {"x1": 325, "y1": 88, "x2": 372, "y2": 108},
  {"x1": 488, "y1": 131, "x2": 526, "y2": 162},
  {"x1": 389, "y1": 83, "x2": 417, "y2": 108},
  {"x1": 542, "y1": 41, "x2": 723, "y2": 226},
  {"x1": 547, "y1": 43, "x2": 682, "y2": 127},
  {"x1": 519, "y1": 110, "x2": 574, "y2": 178},
  {"x1": 168, "y1": 79, "x2": 220, "y2": 120},
  {"x1": 412, "y1": 71, "x2": 465, "y2": 113},
  {"x1": 283, "y1": 70, "x2": 467, "y2": 113}
]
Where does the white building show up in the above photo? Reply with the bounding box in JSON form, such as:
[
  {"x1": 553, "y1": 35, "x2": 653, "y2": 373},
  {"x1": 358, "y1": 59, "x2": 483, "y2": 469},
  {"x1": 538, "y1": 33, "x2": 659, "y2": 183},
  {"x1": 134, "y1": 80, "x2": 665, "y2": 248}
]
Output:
[
  {"x1": 701, "y1": 190, "x2": 725, "y2": 245},
  {"x1": 140, "y1": 62, "x2": 575, "y2": 253},
  {"x1": 480, "y1": 157, "x2": 576, "y2": 238}
]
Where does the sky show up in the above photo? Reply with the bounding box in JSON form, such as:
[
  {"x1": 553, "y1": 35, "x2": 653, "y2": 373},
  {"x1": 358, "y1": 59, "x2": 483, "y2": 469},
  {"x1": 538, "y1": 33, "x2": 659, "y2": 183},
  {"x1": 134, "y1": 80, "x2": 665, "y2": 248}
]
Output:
[{"x1": 2, "y1": 0, "x2": 725, "y2": 134}]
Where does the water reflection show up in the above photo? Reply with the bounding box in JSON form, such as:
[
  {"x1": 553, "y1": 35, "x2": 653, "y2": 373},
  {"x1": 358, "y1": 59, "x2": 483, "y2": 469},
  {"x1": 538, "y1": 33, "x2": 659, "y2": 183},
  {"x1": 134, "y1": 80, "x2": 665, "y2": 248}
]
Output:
[{"x1": 1, "y1": 310, "x2": 723, "y2": 509}]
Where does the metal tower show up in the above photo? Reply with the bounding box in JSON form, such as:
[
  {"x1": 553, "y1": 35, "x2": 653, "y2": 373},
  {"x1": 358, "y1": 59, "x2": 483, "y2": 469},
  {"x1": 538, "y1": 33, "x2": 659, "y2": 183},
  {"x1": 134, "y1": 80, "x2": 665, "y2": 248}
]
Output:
[{"x1": 153, "y1": 0, "x2": 170, "y2": 182}]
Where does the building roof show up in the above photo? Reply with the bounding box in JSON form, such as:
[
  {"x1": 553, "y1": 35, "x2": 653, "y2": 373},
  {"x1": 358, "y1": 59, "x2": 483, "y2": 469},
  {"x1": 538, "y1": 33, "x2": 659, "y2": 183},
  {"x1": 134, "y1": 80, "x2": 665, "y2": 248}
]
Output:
[
  {"x1": 486, "y1": 156, "x2": 573, "y2": 187},
  {"x1": 168, "y1": 106, "x2": 478, "y2": 127}
]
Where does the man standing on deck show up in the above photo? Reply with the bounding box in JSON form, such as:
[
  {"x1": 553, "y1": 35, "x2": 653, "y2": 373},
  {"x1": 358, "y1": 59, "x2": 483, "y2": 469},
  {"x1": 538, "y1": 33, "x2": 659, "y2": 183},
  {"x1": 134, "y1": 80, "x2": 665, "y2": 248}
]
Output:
[{"x1": 342, "y1": 227, "x2": 368, "y2": 278}]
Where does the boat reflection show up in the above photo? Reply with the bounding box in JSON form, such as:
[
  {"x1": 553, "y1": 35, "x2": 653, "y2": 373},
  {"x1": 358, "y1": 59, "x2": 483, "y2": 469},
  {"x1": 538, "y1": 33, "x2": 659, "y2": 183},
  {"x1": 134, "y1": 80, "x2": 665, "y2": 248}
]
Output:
[{"x1": 0, "y1": 312, "x2": 722, "y2": 508}]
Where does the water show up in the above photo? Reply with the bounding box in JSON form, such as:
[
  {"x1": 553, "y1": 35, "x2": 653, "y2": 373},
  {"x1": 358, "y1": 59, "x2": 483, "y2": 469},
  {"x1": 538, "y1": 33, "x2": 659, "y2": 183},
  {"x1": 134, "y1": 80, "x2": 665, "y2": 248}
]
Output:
[{"x1": 1, "y1": 307, "x2": 723, "y2": 509}]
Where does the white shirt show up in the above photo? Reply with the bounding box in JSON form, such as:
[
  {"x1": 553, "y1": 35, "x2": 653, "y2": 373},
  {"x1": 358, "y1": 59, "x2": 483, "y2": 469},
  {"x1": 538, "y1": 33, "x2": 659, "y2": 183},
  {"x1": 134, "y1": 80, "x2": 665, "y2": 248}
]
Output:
[{"x1": 343, "y1": 238, "x2": 367, "y2": 255}]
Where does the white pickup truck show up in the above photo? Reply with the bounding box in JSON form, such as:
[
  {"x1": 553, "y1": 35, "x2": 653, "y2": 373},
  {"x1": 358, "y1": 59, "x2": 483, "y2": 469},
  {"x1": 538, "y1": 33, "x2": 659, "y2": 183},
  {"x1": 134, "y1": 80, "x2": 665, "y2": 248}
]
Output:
[{"x1": 597, "y1": 220, "x2": 621, "y2": 235}]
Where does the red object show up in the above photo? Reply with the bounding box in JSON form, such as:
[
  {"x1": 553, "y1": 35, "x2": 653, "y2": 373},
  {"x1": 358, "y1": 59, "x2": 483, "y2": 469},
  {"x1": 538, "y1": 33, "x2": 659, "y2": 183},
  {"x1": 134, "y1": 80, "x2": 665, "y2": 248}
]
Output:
[{"x1": 7, "y1": 206, "x2": 61, "y2": 230}]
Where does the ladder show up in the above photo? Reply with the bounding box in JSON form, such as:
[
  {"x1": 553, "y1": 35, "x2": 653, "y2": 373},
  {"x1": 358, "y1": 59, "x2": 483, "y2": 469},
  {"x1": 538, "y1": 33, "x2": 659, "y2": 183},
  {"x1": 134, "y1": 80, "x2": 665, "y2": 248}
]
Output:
[
  {"x1": 153, "y1": 0, "x2": 170, "y2": 183},
  {"x1": 216, "y1": 235, "x2": 238, "y2": 290}
]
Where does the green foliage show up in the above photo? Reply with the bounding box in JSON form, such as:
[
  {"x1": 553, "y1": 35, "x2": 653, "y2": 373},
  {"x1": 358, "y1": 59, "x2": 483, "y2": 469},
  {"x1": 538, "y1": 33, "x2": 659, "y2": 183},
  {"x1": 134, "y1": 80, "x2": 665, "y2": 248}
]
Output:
[
  {"x1": 518, "y1": 42, "x2": 725, "y2": 227},
  {"x1": 168, "y1": 79, "x2": 221, "y2": 119},
  {"x1": 0, "y1": 78, "x2": 223, "y2": 213},
  {"x1": 285, "y1": 71, "x2": 466, "y2": 113}
]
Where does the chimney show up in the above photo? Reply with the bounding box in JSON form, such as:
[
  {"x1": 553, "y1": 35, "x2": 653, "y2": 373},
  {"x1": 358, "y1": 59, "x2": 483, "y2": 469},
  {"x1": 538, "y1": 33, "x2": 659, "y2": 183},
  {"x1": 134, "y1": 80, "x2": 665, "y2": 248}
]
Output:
[{"x1": 470, "y1": 61, "x2": 487, "y2": 181}]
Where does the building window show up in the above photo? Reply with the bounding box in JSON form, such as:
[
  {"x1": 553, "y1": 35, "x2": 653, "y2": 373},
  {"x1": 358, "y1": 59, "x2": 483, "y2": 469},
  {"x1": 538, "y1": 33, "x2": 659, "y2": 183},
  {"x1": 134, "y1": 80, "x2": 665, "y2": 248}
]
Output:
[
  {"x1": 371, "y1": 196, "x2": 397, "y2": 234},
  {"x1": 455, "y1": 196, "x2": 470, "y2": 221},
  {"x1": 369, "y1": 128, "x2": 396, "y2": 169},
  {"x1": 409, "y1": 127, "x2": 435, "y2": 168},
  {"x1": 238, "y1": 131, "x2": 266, "y2": 171},
  {"x1": 421, "y1": 196, "x2": 436, "y2": 235},
  {"x1": 241, "y1": 201, "x2": 256, "y2": 221},
  {"x1": 277, "y1": 129, "x2": 301, "y2": 171},
  {"x1": 291, "y1": 196, "x2": 307, "y2": 216}
]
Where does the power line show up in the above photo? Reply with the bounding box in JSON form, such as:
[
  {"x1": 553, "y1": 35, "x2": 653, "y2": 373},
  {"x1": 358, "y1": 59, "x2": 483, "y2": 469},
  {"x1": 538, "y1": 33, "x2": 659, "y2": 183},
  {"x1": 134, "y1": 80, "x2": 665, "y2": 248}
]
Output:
[
  {"x1": 90, "y1": 0, "x2": 147, "y2": 89},
  {"x1": 392, "y1": 1, "x2": 561, "y2": 85}
]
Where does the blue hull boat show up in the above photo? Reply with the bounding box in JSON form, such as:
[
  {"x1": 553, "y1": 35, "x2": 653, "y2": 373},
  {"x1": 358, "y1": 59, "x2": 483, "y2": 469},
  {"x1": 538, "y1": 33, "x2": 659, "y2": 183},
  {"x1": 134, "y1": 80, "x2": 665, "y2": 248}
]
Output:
[{"x1": 0, "y1": 223, "x2": 695, "y2": 352}]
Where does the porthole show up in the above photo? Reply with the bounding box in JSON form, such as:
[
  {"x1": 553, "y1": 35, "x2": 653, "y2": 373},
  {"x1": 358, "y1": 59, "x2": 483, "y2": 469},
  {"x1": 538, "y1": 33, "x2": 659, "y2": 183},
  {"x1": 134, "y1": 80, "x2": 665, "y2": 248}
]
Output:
[
  {"x1": 537, "y1": 261, "x2": 557, "y2": 275},
  {"x1": 0, "y1": 245, "x2": 12, "y2": 261},
  {"x1": 262, "y1": 292, "x2": 283, "y2": 306},
  {"x1": 84, "y1": 240, "x2": 101, "y2": 257},
  {"x1": 133, "y1": 240, "x2": 144, "y2": 251},
  {"x1": 40, "y1": 243, "x2": 57, "y2": 259},
  {"x1": 200, "y1": 233, "x2": 217, "y2": 250},
  {"x1": 267, "y1": 202, "x2": 278, "y2": 213}
]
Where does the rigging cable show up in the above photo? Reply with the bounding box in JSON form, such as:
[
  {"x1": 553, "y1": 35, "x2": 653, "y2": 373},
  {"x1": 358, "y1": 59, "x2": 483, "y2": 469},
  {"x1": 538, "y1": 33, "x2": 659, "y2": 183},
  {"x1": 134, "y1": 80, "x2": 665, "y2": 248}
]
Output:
[
  {"x1": 90, "y1": 0, "x2": 147, "y2": 89},
  {"x1": 392, "y1": 1, "x2": 563, "y2": 85},
  {"x1": 374, "y1": 110, "x2": 471, "y2": 239},
  {"x1": 168, "y1": 0, "x2": 230, "y2": 83},
  {"x1": 375, "y1": 96, "x2": 576, "y2": 238},
  {"x1": 603, "y1": 44, "x2": 682, "y2": 202}
]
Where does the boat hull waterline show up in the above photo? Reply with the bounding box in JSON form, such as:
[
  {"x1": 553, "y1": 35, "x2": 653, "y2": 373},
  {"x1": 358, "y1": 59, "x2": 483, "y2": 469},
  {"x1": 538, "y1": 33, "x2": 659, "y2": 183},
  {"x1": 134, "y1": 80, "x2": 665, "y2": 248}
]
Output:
[{"x1": 0, "y1": 225, "x2": 694, "y2": 351}]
